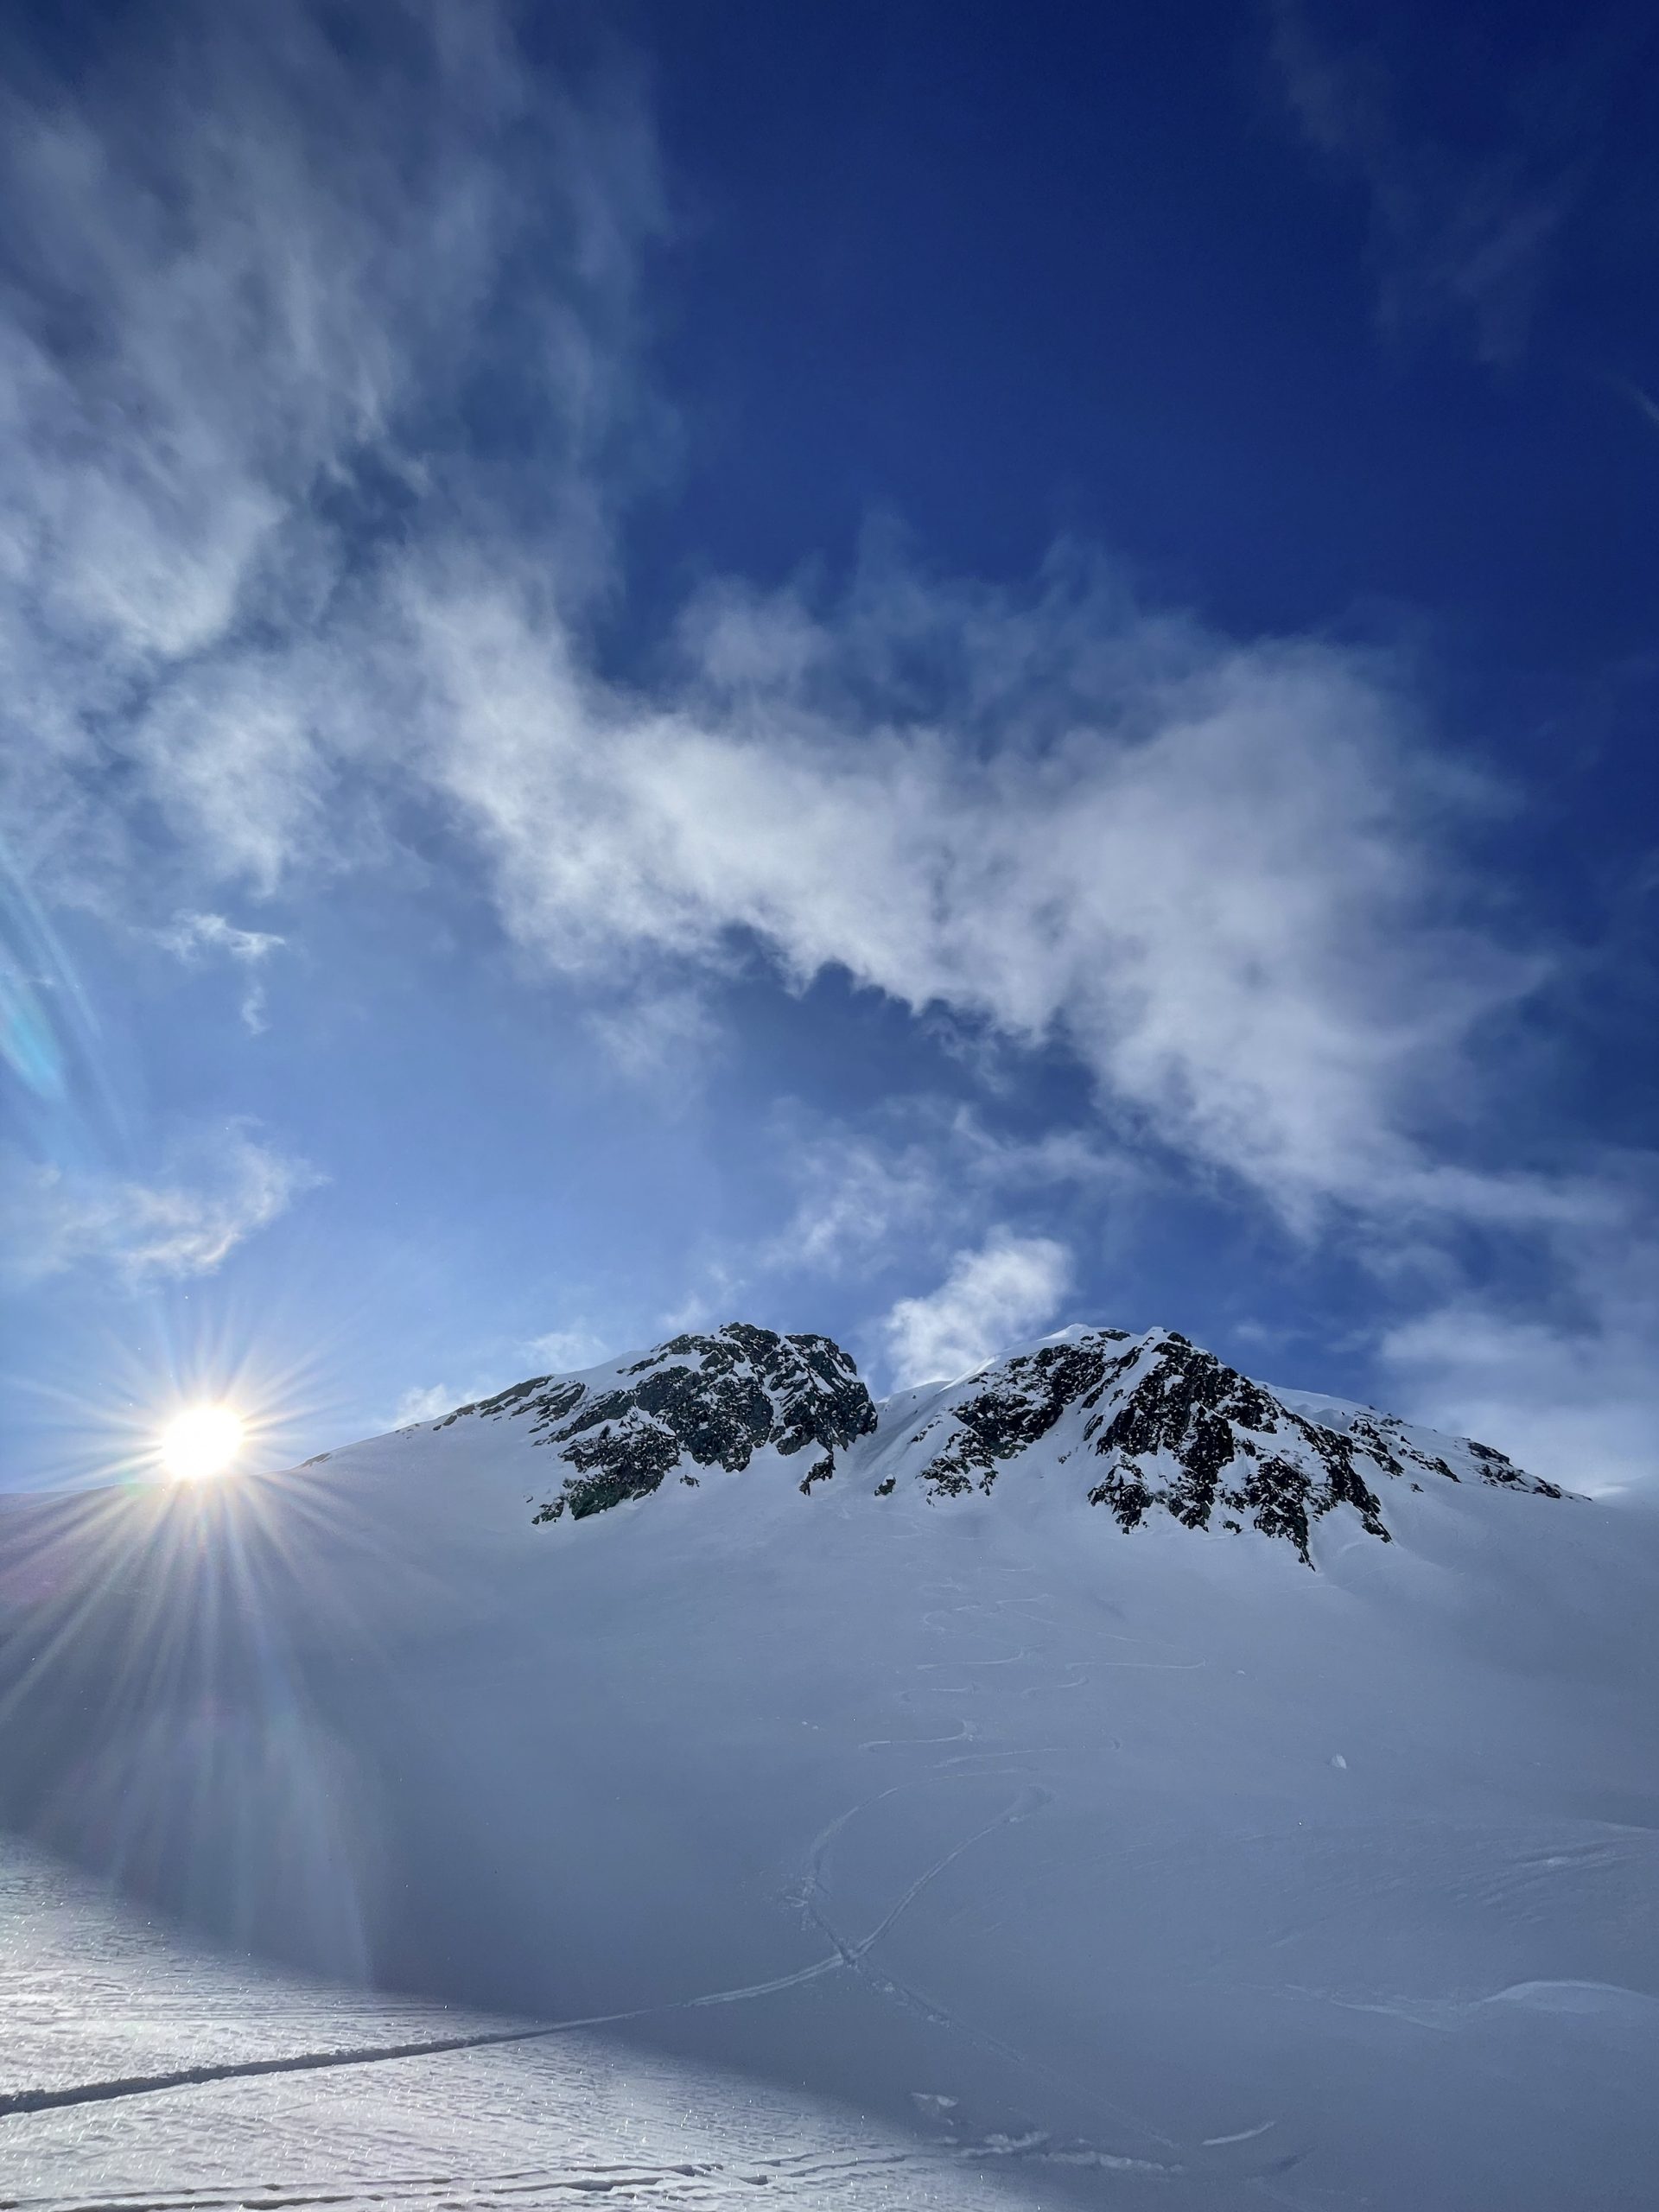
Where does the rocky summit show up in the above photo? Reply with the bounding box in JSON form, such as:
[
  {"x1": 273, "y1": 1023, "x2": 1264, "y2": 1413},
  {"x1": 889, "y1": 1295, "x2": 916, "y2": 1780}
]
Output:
[
  {"x1": 886, "y1": 1325, "x2": 1566, "y2": 1561},
  {"x1": 433, "y1": 1322, "x2": 877, "y2": 1522},
  {"x1": 425, "y1": 1318, "x2": 1568, "y2": 1565}
]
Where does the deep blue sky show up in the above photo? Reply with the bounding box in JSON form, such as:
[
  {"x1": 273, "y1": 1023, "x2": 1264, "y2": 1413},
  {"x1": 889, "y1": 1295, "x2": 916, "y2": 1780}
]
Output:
[{"x1": 2, "y1": 0, "x2": 1656, "y2": 1493}]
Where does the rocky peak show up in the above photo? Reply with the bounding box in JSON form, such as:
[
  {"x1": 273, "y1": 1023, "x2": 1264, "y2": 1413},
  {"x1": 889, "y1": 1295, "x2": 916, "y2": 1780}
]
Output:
[
  {"x1": 893, "y1": 1325, "x2": 1566, "y2": 1562},
  {"x1": 434, "y1": 1322, "x2": 877, "y2": 1522},
  {"x1": 426, "y1": 1318, "x2": 1568, "y2": 1566}
]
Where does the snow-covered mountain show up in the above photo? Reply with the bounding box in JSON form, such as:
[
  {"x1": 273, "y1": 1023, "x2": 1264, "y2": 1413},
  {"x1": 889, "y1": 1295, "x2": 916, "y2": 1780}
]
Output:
[
  {"x1": 411, "y1": 1319, "x2": 1567, "y2": 1560},
  {"x1": 2, "y1": 1320, "x2": 1655, "y2": 2211}
]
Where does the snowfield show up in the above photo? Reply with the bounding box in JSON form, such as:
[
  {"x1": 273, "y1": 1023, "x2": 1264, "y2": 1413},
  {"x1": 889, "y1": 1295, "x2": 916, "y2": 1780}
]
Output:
[
  {"x1": 0, "y1": 1839, "x2": 1027, "y2": 2209},
  {"x1": 2, "y1": 1321, "x2": 1656, "y2": 2209}
]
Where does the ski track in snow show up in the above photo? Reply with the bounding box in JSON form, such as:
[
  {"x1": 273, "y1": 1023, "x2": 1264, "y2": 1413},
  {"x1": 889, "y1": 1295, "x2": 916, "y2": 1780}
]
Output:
[
  {"x1": 1, "y1": 1792, "x2": 1233, "y2": 2212},
  {"x1": 8, "y1": 1618, "x2": 1642, "y2": 2212},
  {"x1": 856, "y1": 1717, "x2": 978, "y2": 1751},
  {"x1": 805, "y1": 1586, "x2": 1292, "y2": 2177},
  {"x1": 3, "y1": 1923, "x2": 901, "y2": 2121},
  {"x1": 791, "y1": 1778, "x2": 1247, "y2": 2184},
  {"x1": 3, "y1": 1777, "x2": 1158, "y2": 2189}
]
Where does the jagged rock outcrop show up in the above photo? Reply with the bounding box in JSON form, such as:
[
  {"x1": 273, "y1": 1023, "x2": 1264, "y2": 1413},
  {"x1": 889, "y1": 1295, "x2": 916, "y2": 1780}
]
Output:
[
  {"x1": 893, "y1": 1325, "x2": 1565, "y2": 1562},
  {"x1": 434, "y1": 1323, "x2": 877, "y2": 1522},
  {"x1": 427, "y1": 1318, "x2": 1567, "y2": 1564}
]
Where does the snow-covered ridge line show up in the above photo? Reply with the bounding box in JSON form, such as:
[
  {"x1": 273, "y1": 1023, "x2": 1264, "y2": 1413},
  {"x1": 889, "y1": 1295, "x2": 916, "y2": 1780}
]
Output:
[{"x1": 421, "y1": 1319, "x2": 1572, "y2": 1564}]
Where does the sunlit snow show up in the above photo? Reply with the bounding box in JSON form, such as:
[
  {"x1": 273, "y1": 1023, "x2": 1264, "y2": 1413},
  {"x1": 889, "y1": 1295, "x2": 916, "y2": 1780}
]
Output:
[{"x1": 2, "y1": 1324, "x2": 1655, "y2": 2209}]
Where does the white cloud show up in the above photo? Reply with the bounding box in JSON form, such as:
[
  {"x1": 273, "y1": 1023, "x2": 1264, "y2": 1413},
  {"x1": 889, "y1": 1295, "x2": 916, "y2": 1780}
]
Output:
[
  {"x1": 1378, "y1": 1179, "x2": 1659, "y2": 1496},
  {"x1": 884, "y1": 1231, "x2": 1073, "y2": 1389},
  {"x1": 391, "y1": 1383, "x2": 458, "y2": 1428},
  {"x1": 0, "y1": 3, "x2": 1553, "y2": 1244},
  {"x1": 387, "y1": 1326, "x2": 613, "y2": 1433},
  {"x1": 409, "y1": 552, "x2": 1541, "y2": 1232},
  {"x1": 2, "y1": 0, "x2": 1655, "y2": 1486},
  {"x1": 780, "y1": 1130, "x2": 952, "y2": 1277},
  {"x1": 2, "y1": 1127, "x2": 317, "y2": 1286},
  {"x1": 1382, "y1": 1300, "x2": 1659, "y2": 1498},
  {"x1": 654, "y1": 1261, "x2": 749, "y2": 1341},
  {"x1": 586, "y1": 985, "x2": 719, "y2": 1083},
  {"x1": 135, "y1": 667, "x2": 341, "y2": 897},
  {"x1": 524, "y1": 1327, "x2": 609, "y2": 1372},
  {"x1": 0, "y1": 0, "x2": 664, "y2": 903},
  {"x1": 157, "y1": 911, "x2": 285, "y2": 966},
  {"x1": 156, "y1": 909, "x2": 286, "y2": 1031},
  {"x1": 772, "y1": 1100, "x2": 1135, "y2": 1277}
]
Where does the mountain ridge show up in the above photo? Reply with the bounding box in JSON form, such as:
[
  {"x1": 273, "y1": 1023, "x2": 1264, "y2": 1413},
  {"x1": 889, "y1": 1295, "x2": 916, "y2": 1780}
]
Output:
[
  {"x1": 3, "y1": 1319, "x2": 1651, "y2": 2212},
  {"x1": 413, "y1": 1319, "x2": 1571, "y2": 1564}
]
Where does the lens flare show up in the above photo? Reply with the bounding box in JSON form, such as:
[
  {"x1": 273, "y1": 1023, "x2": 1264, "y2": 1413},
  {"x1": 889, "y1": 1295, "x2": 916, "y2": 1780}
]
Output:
[{"x1": 160, "y1": 1405, "x2": 245, "y2": 1482}]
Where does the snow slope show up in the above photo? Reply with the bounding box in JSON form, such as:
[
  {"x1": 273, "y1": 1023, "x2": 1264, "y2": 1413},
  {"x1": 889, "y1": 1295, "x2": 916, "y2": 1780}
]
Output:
[
  {"x1": 0, "y1": 1839, "x2": 1024, "y2": 2209},
  {"x1": 2, "y1": 1320, "x2": 1656, "y2": 2209}
]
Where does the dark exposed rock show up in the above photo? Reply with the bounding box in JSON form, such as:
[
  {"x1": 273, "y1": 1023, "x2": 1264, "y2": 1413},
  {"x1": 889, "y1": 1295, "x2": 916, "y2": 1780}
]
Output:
[
  {"x1": 895, "y1": 1326, "x2": 1562, "y2": 1567},
  {"x1": 1078, "y1": 1333, "x2": 1389, "y2": 1564},
  {"x1": 429, "y1": 1316, "x2": 1569, "y2": 1560},
  {"x1": 1464, "y1": 1435, "x2": 1564, "y2": 1497},
  {"x1": 901, "y1": 1332, "x2": 1136, "y2": 1497},
  {"x1": 434, "y1": 1374, "x2": 563, "y2": 1428},
  {"x1": 436, "y1": 1324, "x2": 877, "y2": 1525}
]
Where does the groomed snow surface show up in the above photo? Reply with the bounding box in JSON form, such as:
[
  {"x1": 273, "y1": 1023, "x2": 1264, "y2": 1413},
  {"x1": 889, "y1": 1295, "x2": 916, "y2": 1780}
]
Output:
[{"x1": 2, "y1": 1325, "x2": 1656, "y2": 2208}]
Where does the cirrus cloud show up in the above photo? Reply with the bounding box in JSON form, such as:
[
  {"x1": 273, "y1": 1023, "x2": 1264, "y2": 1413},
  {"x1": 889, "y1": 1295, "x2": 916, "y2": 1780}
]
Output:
[
  {"x1": 155, "y1": 910, "x2": 287, "y2": 1033},
  {"x1": 0, "y1": 1127, "x2": 319, "y2": 1287},
  {"x1": 0, "y1": 0, "x2": 1653, "y2": 1489},
  {"x1": 0, "y1": 0, "x2": 1550, "y2": 1243}
]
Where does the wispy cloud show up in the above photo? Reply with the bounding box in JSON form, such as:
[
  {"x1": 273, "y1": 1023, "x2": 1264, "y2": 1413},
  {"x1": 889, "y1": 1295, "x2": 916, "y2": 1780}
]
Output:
[
  {"x1": 0, "y1": 2, "x2": 1546, "y2": 1239},
  {"x1": 386, "y1": 1325, "x2": 611, "y2": 1434},
  {"x1": 156, "y1": 910, "x2": 286, "y2": 1032},
  {"x1": 1610, "y1": 376, "x2": 1659, "y2": 435},
  {"x1": 0, "y1": 0, "x2": 664, "y2": 903},
  {"x1": 0, "y1": 1126, "x2": 318, "y2": 1286},
  {"x1": 0, "y1": 1, "x2": 1653, "y2": 1482},
  {"x1": 771, "y1": 1100, "x2": 1135, "y2": 1278},
  {"x1": 1268, "y1": 0, "x2": 1580, "y2": 364},
  {"x1": 884, "y1": 1231, "x2": 1073, "y2": 1389},
  {"x1": 523, "y1": 1326, "x2": 610, "y2": 1373},
  {"x1": 389, "y1": 1382, "x2": 458, "y2": 1429},
  {"x1": 1378, "y1": 1168, "x2": 1659, "y2": 1495},
  {"x1": 586, "y1": 985, "x2": 720, "y2": 1084},
  {"x1": 410, "y1": 548, "x2": 1544, "y2": 1233}
]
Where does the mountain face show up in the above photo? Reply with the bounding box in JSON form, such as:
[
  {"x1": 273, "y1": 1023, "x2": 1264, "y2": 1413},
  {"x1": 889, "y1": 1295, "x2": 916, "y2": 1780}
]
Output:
[
  {"x1": 426, "y1": 1319, "x2": 1566, "y2": 1563},
  {"x1": 432, "y1": 1323, "x2": 878, "y2": 1522},
  {"x1": 3, "y1": 1314, "x2": 1654, "y2": 2212}
]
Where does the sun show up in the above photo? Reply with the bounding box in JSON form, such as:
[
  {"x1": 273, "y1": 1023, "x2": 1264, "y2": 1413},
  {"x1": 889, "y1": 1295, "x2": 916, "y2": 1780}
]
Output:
[{"x1": 159, "y1": 1404, "x2": 245, "y2": 1482}]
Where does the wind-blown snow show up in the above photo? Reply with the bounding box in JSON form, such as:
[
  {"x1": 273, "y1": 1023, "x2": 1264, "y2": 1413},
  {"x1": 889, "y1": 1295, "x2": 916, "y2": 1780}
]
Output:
[{"x1": 1, "y1": 1319, "x2": 1655, "y2": 2209}]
